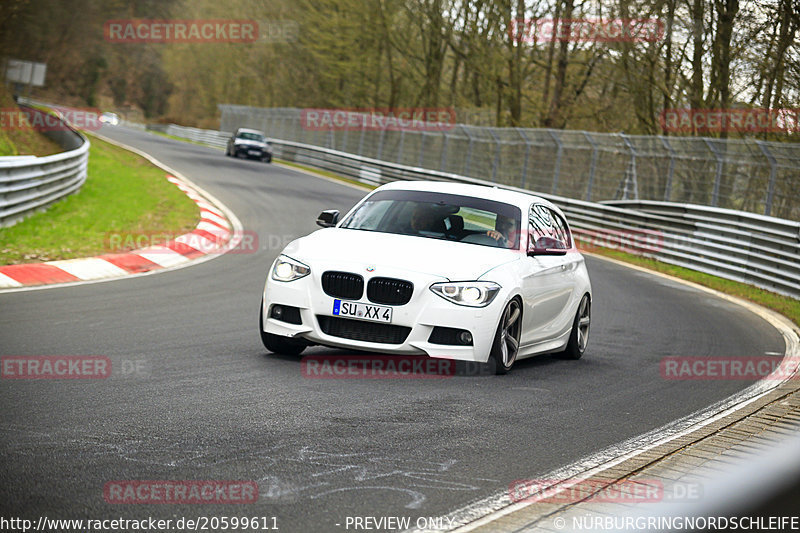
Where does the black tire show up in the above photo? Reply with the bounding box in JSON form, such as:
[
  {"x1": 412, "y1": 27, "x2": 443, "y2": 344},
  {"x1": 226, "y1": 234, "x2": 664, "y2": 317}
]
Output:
[
  {"x1": 263, "y1": 154, "x2": 272, "y2": 163},
  {"x1": 560, "y1": 294, "x2": 591, "y2": 360},
  {"x1": 259, "y1": 304, "x2": 306, "y2": 356},
  {"x1": 489, "y1": 298, "x2": 522, "y2": 375}
]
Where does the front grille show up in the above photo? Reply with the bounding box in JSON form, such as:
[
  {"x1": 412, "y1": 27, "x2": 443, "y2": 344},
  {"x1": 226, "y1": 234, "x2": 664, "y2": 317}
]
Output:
[
  {"x1": 367, "y1": 277, "x2": 414, "y2": 305},
  {"x1": 317, "y1": 316, "x2": 411, "y2": 344},
  {"x1": 321, "y1": 271, "x2": 364, "y2": 300}
]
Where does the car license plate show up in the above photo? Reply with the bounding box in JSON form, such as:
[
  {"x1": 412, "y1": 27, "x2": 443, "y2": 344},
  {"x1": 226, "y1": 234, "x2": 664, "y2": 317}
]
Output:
[
  {"x1": 332, "y1": 300, "x2": 392, "y2": 323},
  {"x1": 248, "y1": 149, "x2": 261, "y2": 155}
]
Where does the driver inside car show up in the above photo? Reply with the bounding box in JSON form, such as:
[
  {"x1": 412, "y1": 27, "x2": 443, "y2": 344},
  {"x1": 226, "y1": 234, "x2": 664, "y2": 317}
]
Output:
[
  {"x1": 409, "y1": 204, "x2": 439, "y2": 235},
  {"x1": 487, "y1": 215, "x2": 516, "y2": 248}
]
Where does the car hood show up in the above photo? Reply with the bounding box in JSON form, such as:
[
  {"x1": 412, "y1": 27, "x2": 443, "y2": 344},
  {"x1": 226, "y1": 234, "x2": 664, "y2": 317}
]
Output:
[
  {"x1": 282, "y1": 228, "x2": 519, "y2": 280},
  {"x1": 235, "y1": 139, "x2": 268, "y2": 148}
]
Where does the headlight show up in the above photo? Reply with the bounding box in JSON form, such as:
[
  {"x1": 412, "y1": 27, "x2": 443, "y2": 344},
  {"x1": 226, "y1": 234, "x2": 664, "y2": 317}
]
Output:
[
  {"x1": 430, "y1": 281, "x2": 501, "y2": 307},
  {"x1": 271, "y1": 255, "x2": 310, "y2": 282}
]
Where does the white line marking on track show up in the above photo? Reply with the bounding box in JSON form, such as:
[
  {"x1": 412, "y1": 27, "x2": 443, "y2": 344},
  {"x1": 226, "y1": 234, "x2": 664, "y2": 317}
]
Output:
[
  {"x1": 200, "y1": 211, "x2": 230, "y2": 228},
  {"x1": 0, "y1": 272, "x2": 23, "y2": 288},
  {"x1": 175, "y1": 233, "x2": 217, "y2": 253},
  {"x1": 415, "y1": 253, "x2": 800, "y2": 533},
  {"x1": 136, "y1": 248, "x2": 191, "y2": 268},
  {"x1": 46, "y1": 258, "x2": 129, "y2": 280}
]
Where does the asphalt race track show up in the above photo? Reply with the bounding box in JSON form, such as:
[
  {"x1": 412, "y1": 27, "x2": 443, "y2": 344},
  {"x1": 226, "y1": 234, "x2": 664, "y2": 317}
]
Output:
[{"x1": 0, "y1": 126, "x2": 786, "y2": 532}]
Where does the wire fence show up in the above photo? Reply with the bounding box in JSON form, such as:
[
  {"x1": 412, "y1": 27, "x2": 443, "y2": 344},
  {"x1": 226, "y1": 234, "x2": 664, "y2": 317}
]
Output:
[{"x1": 219, "y1": 105, "x2": 800, "y2": 221}]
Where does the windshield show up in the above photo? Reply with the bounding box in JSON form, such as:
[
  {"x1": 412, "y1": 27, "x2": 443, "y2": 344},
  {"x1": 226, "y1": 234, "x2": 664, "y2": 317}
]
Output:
[
  {"x1": 340, "y1": 189, "x2": 521, "y2": 249},
  {"x1": 237, "y1": 132, "x2": 264, "y2": 142}
]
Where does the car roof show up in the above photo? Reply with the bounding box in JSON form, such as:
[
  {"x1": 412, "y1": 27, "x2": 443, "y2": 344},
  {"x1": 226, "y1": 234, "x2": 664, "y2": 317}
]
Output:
[
  {"x1": 375, "y1": 180, "x2": 558, "y2": 213},
  {"x1": 236, "y1": 128, "x2": 265, "y2": 135}
]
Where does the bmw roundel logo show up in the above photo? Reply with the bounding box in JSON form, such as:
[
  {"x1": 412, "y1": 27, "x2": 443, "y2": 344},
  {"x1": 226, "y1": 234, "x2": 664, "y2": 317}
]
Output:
[{"x1": 366, "y1": 266, "x2": 375, "y2": 272}]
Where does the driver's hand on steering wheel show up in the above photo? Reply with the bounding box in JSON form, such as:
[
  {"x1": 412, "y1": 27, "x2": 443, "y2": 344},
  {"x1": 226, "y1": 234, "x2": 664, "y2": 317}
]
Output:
[{"x1": 487, "y1": 230, "x2": 508, "y2": 245}]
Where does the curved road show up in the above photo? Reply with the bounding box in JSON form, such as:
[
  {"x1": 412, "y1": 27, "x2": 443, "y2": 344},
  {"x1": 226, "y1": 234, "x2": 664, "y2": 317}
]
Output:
[{"x1": 0, "y1": 126, "x2": 786, "y2": 531}]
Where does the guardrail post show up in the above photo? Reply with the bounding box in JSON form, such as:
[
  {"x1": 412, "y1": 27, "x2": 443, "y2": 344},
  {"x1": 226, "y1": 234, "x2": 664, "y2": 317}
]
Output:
[
  {"x1": 548, "y1": 130, "x2": 563, "y2": 194},
  {"x1": 439, "y1": 130, "x2": 449, "y2": 172},
  {"x1": 619, "y1": 134, "x2": 639, "y2": 200},
  {"x1": 703, "y1": 138, "x2": 723, "y2": 207},
  {"x1": 517, "y1": 128, "x2": 531, "y2": 189},
  {"x1": 376, "y1": 126, "x2": 387, "y2": 160},
  {"x1": 660, "y1": 136, "x2": 676, "y2": 201},
  {"x1": 756, "y1": 140, "x2": 778, "y2": 216},
  {"x1": 488, "y1": 129, "x2": 502, "y2": 182},
  {"x1": 280, "y1": 115, "x2": 289, "y2": 142},
  {"x1": 583, "y1": 131, "x2": 598, "y2": 201},
  {"x1": 358, "y1": 120, "x2": 367, "y2": 157},
  {"x1": 461, "y1": 125, "x2": 474, "y2": 177},
  {"x1": 292, "y1": 110, "x2": 305, "y2": 144},
  {"x1": 396, "y1": 129, "x2": 405, "y2": 164}
]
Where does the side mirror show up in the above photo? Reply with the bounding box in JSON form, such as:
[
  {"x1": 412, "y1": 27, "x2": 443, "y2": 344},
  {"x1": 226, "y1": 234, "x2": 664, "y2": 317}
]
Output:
[
  {"x1": 527, "y1": 236, "x2": 568, "y2": 256},
  {"x1": 316, "y1": 210, "x2": 340, "y2": 228}
]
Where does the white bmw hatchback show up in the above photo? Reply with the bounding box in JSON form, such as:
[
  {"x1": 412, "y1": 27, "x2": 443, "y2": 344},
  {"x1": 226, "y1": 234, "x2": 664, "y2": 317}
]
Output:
[{"x1": 260, "y1": 181, "x2": 592, "y2": 374}]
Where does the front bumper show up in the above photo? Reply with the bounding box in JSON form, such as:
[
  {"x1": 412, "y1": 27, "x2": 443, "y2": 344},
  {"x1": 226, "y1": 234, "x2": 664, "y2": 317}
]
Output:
[
  {"x1": 261, "y1": 265, "x2": 504, "y2": 363},
  {"x1": 234, "y1": 145, "x2": 271, "y2": 159}
]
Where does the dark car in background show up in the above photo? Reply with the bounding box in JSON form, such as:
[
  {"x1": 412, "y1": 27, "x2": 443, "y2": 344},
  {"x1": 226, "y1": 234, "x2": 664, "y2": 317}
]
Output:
[{"x1": 226, "y1": 128, "x2": 273, "y2": 162}]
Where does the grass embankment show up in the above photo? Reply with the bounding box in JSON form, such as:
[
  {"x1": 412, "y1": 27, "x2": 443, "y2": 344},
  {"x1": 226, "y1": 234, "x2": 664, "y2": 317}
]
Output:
[
  {"x1": 0, "y1": 89, "x2": 62, "y2": 156},
  {"x1": 0, "y1": 133, "x2": 199, "y2": 264}
]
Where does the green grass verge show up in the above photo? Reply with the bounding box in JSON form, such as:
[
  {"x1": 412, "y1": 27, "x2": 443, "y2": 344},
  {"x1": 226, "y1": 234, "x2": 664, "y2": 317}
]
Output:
[
  {"x1": 588, "y1": 248, "x2": 800, "y2": 326},
  {"x1": 0, "y1": 88, "x2": 63, "y2": 156},
  {"x1": 0, "y1": 133, "x2": 199, "y2": 264},
  {"x1": 275, "y1": 159, "x2": 374, "y2": 190}
]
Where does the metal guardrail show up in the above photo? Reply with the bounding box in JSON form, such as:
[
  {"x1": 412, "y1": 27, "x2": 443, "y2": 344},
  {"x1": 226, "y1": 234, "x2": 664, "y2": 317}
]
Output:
[
  {"x1": 0, "y1": 106, "x2": 90, "y2": 228},
  {"x1": 142, "y1": 123, "x2": 800, "y2": 298},
  {"x1": 219, "y1": 105, "x2": 800, "y2": 221},
  {"x1": 270, "y1": 138, "x2": 800, "y2": 298},
  {"x1": 146, "y1": 123, "x2": 230, "y2": 149}
]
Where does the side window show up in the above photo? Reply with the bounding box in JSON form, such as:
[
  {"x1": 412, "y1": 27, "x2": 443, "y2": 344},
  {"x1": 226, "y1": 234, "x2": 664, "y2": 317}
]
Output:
[
  {"x1": 550, "y1": 211, "x2": 571, "y2": 248},
  {"x1": 528, "y1": 204, "x2": 571, "y2": 250}
]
